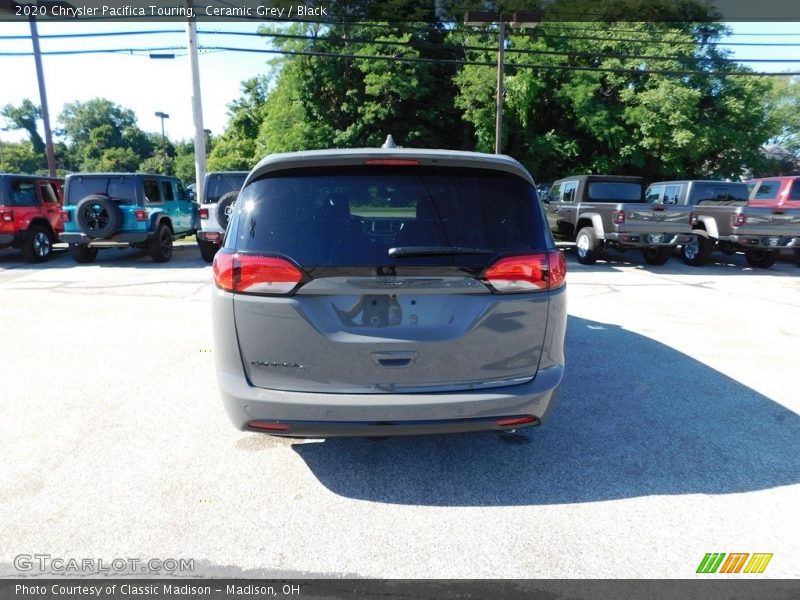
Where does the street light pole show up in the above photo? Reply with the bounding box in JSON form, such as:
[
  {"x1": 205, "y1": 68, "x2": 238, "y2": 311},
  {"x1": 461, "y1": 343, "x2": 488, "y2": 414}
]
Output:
[
  {"x1": 155, "y1": 112, "x2": 169, "y2": 174},
  {"x1": 186, "y1": 0, "x2": 207, "y2": 204},
  {"x1": 464, "y1": 11, "x2": 541, "y2": 155}
]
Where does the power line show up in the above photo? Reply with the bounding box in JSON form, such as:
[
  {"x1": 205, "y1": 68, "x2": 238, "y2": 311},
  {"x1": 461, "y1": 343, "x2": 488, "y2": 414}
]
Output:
[
  {"x1": 3, "y1": 28, "x2": 800, "y2": 64},
  {"x1": 5, "y1": 43, "x2": 795, "y2": 76}
]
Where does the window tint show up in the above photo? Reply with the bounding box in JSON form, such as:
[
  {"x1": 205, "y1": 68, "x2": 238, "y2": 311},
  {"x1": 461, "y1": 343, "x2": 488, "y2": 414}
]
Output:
[
  {"x1": 228, "y1": 166, "x2": 545, "y2": 268},
  {"x1": 691, "y1": 183, "x2": 748, "y2": 206},
  {"x1": 789, "y1": 180, "x2": 800, "y2": 201},
  {"x1": 176, "y1": 182, "x2": 189, "y2": 202},
  {"x1": 161, "y1": 181, "x2": 175, "y2": 202},
  {"x1": 40, "y1": 183, "x2": 59, "y2": 204},
  {"x1": 206, "y1": 173, "x2": 247, "y2": 204},
  {"x1": 10, "y1": 180, "x2": 38, "y2": 206},
  {"x1": 143, "y1": 179, "x2": 162, "y2": 204},
  {"x1": 751, "y1": 180, "x2": 781, "y2": 200},
  {"x1": 664, "y1": 185, "x2": 681, "y2": 204},
  {"x1": 587, "y1": 182, "x2": 643, "y2": 202},
  {"x1": 645, "y1": 185, "x2": 664, "y2": 203},
  {"x1": 562, "y1": 182, "x2": 577, "y2": 203},
  {"x1": 66, "y1": 176, "x2": 136, "y2": 205},
  {"x1": 548, "y1": 182, "x2": 562, "y2": 203}
]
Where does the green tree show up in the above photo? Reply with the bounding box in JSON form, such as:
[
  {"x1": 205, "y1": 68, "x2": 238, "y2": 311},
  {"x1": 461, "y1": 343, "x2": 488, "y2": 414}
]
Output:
[
  {"x1": 0, "y1": 140, "x2": 42, "y2": 174},
  {"x1": 454, "y1": 14, "x2": 775, "y2": 180},
  {"x1": 1, "y1": 99, "x2": 45, "y2": 155}
]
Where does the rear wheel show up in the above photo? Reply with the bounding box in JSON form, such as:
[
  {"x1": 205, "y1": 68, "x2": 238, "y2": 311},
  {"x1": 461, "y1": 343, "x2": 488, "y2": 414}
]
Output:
[
  {"x1": 148, "y1": 224, "x2": 173, "y2": 263},
  {"x1": 794, "y1": 248, "x2": 800, "y2": 266},
  {"x1": 575, "y1": 227, "x2": 601, "y2": 265},
  {"x1": 21, "y1": 224, "x2": 52, "y2": 263},
  {"x1": 198, "y1": 238, "x2": 218, "y2": 263},
  {"x1": 643, "y1": 246, "x2": 672, "y2": 266},
  {"x1": 68, "y1": 243, "x2": 97, "y2": 264},
  {"x1": 745, "y1": 250, "x2": 779, "y2": 269},
  {"x1": 681, "y1": 230, "x2": 713, "y2": 266}
]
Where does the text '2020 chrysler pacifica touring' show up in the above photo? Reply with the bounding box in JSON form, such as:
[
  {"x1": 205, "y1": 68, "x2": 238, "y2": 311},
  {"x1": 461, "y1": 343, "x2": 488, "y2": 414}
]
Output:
[{"x1": 212, "y1": 147, "x2": 567, "y2": 437}]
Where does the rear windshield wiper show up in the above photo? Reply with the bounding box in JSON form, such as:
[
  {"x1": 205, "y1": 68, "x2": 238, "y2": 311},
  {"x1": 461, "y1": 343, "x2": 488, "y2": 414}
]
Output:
[{"x1": 388, "y1": 246, "x2": 495, "y2": 258}]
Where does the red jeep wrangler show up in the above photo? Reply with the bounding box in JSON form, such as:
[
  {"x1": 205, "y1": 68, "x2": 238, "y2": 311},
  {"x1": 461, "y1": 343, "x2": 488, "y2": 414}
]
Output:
[{"x1": 0, "y1": 174, "x2": 65, "y2": 262}]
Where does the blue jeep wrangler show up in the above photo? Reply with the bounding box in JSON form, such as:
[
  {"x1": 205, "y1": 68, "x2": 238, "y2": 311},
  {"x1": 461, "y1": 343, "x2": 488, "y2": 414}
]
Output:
[{"x1": 60, "y1": 173, "x2": 199, "y2": 263}]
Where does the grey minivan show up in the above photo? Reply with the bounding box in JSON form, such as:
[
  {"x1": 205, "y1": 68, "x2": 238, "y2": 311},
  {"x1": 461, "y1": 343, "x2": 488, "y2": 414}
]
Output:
[{"x1": 212, "y1": 148, "x2": 567, "y2": 437}]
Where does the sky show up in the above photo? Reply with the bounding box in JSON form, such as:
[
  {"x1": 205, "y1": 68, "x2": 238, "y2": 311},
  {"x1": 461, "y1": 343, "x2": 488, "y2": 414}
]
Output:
[{"x1": 0, "y1": 20, "x2": 799, "y2": 145}]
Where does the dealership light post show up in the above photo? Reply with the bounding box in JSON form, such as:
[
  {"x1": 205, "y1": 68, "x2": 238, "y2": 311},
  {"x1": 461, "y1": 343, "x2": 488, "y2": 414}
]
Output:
[
  {"x1": 464, "y1": 11, "x2": 541, "y2": 154},
  {"x1": 155, "y1": 111, "x2": 169, "y2": 174}
]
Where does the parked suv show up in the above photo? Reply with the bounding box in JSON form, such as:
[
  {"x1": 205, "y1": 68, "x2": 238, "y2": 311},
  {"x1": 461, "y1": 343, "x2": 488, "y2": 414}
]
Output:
[
  {"x1": 0, "y1": 174, "x2": 64, "y2": 262},
  {"x1": 197, "y1": 171, "x2": 248, "y2": 262},
  {"x1": 646, "y1": 180, "x2": 800, "y2": 268},
  {"x1": 547, "y1": 175, "x2": 696, "y2": 265},
  {"x1": 747, "y1": 176, "x2": 800, "y2": 210},
  {"x1": 212, "y1": 148, "x2": 567, "y2": 437},
  {"x1": 60, "y1": 173, "x2": 199, "y2": 263}
]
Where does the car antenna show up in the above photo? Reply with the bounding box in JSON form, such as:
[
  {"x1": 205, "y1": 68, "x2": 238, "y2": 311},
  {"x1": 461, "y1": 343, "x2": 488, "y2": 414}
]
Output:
[{"x1": 381, "y1": 134, "x2": 398, "y2": 149}]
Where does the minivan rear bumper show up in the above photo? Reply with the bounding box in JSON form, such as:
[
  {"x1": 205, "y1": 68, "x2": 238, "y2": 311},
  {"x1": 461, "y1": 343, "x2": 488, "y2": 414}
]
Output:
[{"x1": 216, "y1": 364, "x2": 563, "y2": 437}]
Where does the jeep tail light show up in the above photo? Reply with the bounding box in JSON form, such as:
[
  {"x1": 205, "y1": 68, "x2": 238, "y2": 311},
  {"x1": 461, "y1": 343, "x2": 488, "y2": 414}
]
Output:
[
  {"x1": 0, "y1": 210, "x2": 13, "y2": 222},
  {"x1": 213, "y1": 250, "x2": 304, "y2": 295},
  {"x1": 199, "y1": 207, "x2": 209, "y2": 219},
  {"x1": 484, "y1": 251, "x2": 566, "y2": 293},
  {"x1": 690, "y1": 212, "x2": 698, "y2": 226},
  {"x1": 134, "y1": 209, "x2": 148, "y2": 221},
  {"x1": 60, "y1": 210, "x2": 71, "y2": 222},
  {"x1": 612, "y1": 210, "x2": 625, "y2": 224},
  {"x1": 732, "y1": 213, "x2": 747, "y2": 227}
]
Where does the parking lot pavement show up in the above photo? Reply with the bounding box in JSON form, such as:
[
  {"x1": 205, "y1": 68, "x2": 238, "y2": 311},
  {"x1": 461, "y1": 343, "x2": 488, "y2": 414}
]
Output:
[{"x1": 1, "y1": 245, "x2": 799, "y2": 578}]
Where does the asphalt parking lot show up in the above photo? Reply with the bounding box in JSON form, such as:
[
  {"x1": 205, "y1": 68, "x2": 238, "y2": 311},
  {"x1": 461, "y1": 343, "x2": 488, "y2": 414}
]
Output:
[{"x1": 1, "y1": 243, "x2": 799, "y2": 578}]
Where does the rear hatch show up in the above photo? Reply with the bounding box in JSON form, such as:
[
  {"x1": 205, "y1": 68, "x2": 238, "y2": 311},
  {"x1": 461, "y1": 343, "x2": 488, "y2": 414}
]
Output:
[
  {"x1": 225, "y1": 163, "x2": 557, "y2": 394},
  {"x1": 733, "y1": 208, "x2": 800, "y2": 236}
]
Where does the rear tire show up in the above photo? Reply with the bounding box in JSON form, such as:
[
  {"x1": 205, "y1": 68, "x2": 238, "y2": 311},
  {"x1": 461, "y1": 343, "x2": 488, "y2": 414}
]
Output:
[
  {"x1": 216, "y1": 190, "x2": 239, "y2": 230},
  {"x1": 643, "y1": 246, "x2": 672, "y2": 266},
  {"x1": 794, "y1": 248, "x2": 800, "y2": 266},
  {"x1": 575, "y1": 227, "x2": 601, "y2": 265},
  {"x1": 198, "y1": 239, "x2": 217, "y2": 263},
  {"x1": 68, "y1": 243, "x2": 97, "y2": 264},
  {"x1": 745, "y1": 250, "x2": 779, "y2": 269},
  {"x1": 681, "y1": 230, "x2": 713, "y2": 266},
  {"x1": 148, "y1": 224, "x2": 173, "y2": 263},
  {"x1": 21, "y1": 224, "x2": 52, "y2": 263}
]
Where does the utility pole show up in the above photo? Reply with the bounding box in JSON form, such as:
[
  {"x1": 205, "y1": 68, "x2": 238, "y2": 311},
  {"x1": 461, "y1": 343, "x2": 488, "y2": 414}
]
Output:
[
  {"x1": 186, "y1": 0, "x2": 206, "y2": 202},
  {"x1": 155, "y1": 112, "x2": 169, "y2": 173},
  {"x1": 29, "y1": 16, "x2": 57, "y2": 176}
]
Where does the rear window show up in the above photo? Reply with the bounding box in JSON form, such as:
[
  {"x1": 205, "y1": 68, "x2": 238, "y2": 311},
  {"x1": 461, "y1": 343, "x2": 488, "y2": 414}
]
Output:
[
  {"x1": 205, "y1": 173, "x2": 247, "y2": 204},
  {"x1": 690, "y1": 183, "x2": 749, "y2": 206},
  {"x1": 227, "y1": 166, "x2": 544, "y2": 268},
  {"x1": 66, "y1": 176, "x2": 137, "y2": 205},
  {"x1": 750, "y1": 180, "x2": 781, "y2": 200},
  {"x1": 586, "y1": 182, "x2": 643, "y2": 202}
]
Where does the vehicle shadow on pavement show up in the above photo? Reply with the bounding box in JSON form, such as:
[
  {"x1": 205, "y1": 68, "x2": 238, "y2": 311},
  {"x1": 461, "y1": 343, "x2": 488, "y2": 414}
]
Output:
[{"x1": 291, "y1": 315, "x2": 800, "y2": 506}]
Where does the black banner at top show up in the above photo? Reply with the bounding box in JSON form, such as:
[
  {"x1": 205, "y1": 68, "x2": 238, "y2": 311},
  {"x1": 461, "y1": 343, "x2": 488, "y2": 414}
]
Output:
[{"x1": 0, "y1": 0, "x2": 799, "y2": 23}]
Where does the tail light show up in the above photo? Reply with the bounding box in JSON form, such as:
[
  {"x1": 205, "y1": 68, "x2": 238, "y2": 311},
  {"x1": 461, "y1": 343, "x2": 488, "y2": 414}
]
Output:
[
  {"x1": 213, "y1": 250, "x2": 304, "y2": 295},
  {"x1": 732, "y1": 213, "x2": 747, "y2": 227},
  {"x1": 1, "y1": 210, "x2": 13, "y2": 222},
  {"x1": 483, "y1": 251, "x2": 567, "y2": 293},
  {"x1": 612, "y1": 210, "x2": 625, "y2": 224},
  {"x1": 60, "y1": 210, "x2": 71, "y2": 222},
  {"x1": 199, "y1": 207, "x2": 209, "y2": 219},
  {"x1": 690, "y1": 212, "x2": 698, "y2": 226},
  {"x1": 134, "y1": 209, "x2": 148, "y2": 221}
]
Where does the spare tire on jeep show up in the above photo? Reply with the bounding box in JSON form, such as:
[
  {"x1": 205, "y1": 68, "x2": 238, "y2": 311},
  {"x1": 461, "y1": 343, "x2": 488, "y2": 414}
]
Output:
[
  {"x1": 216, "y1": 190, "x2": 239, "y2": 230},
  {"x1": 75, "y1": 194, "x2": 123, "y2": 239}
]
